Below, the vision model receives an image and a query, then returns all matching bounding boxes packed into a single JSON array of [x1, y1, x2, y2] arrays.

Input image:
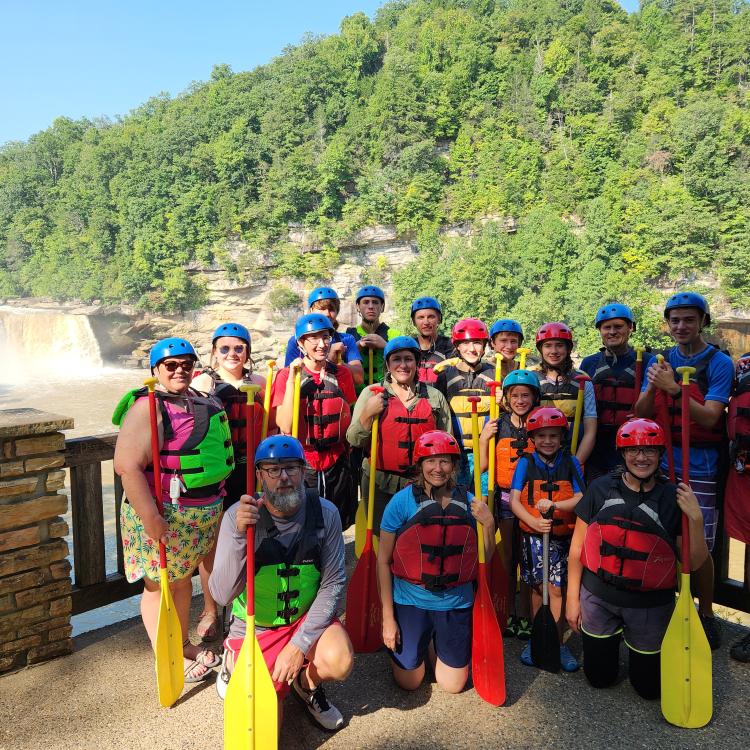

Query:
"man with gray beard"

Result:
[[209, 435, 353, 731]]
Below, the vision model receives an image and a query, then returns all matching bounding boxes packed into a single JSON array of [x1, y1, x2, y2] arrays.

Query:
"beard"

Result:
[[263, 483, 305, 514]]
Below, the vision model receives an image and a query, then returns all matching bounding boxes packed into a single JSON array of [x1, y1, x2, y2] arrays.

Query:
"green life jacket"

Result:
[[232, 489, 324, 627], [112, 386, 234, 497]]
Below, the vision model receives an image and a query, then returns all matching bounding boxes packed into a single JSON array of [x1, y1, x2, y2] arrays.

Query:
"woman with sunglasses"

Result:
[[566, 418, 707, 700], [113, 338, 234, 685], [192, 323, 266, 640]]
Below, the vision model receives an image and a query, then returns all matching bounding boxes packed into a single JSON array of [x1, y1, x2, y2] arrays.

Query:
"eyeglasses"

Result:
[[218, 345, 247, 355], [160, 359, 195, 373], [302, 334, 332, 346], [258, 464, 304, 478], [622, 446, 660, 457]]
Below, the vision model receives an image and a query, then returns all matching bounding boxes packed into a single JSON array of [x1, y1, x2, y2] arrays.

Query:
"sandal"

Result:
[[183, 641, 221, 683], [196, 610, 219, 641]]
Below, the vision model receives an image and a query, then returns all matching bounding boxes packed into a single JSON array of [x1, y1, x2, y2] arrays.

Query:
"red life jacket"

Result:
[[581, 477, 678, 592], [653, 346, 725, 447], [376, 383, 437, 475], [591, 350, 638, 428], [299, 363, 351, 452], [417, 350, 445, 384], [213, 381, 264, 461], [391, 486, 478, 591], [728, 354, 750, 471], [519, 454, 583, 537], [495, 413, 533, 491]]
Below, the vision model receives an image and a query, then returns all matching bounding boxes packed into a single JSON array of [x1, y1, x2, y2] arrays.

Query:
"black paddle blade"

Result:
[[530, 604, 560, 673]]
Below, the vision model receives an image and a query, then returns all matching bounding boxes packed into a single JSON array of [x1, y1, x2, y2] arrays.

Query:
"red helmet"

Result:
[[451, 318, 489, 344], [413, 430, 461, 461], [616, 418, 665, 449], [535, 322, 573, 350], [526, 407, 569, 434]]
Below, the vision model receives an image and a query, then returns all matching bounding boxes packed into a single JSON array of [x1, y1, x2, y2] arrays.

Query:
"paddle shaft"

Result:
[[633, 348, 644, 410], [368, 349, 374, 385], [487, 383, 500, 514], [257, 361, 275, 493], [677, 367, 695, 572], [145, 379, 167, 570], [291, 368, 301, 439], [656, 355, 677, 483], [570, 375, 590, 456], [240, 385, 261, 494], [468, 397, 485, 565]]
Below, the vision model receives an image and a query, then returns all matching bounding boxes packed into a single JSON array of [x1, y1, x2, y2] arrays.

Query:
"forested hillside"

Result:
[[1, 0, 749, 350]]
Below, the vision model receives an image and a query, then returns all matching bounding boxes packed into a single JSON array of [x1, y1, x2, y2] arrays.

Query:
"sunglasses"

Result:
[[160, 359, 195, 373], [218, 345, 247, 355]]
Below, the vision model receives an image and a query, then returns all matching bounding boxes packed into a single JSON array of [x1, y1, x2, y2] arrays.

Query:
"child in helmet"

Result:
[[478, 369, 540, 638], [534, 322, 597, 465], [283, 287, 364, 385], [566, 418, 707, 699], [442, 318, 495, 490], [347, 337, 453, 541], [489, 319, 527, 386], [273, 314, 357, 529], [509, 406, 585, 671], [377, 430, 495, 693]]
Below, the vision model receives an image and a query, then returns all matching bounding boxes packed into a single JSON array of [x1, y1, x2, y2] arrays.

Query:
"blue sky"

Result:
[[1, 0, 639, 146]]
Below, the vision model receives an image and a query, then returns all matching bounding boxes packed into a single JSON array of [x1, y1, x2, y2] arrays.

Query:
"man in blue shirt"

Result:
[[580, 303, 656, 478], [635, 291, 733, 649], [283, 287, 363, 386]]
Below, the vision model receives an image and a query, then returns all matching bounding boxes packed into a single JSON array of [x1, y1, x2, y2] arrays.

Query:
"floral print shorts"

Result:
[[120, 499, 222, 584]]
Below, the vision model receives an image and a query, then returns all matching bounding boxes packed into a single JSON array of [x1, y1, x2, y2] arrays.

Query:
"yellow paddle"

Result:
[[355, 386, 381, 558], [433, 356, 461, 374], [225, 385, 277, 750], [661, 366, 712, 729], [570, 373, 591, 456], [256, 360, 276, 493], [144, 377, 184, 708], [291, 366, 301, 439], [517, 347, 530, 370]]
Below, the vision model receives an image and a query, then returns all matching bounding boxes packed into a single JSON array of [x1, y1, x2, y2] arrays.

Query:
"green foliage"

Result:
[[268, 284, 302, 310], [0, 0, 748, 321]]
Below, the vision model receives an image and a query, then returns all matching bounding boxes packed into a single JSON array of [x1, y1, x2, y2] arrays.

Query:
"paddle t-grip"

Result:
[[517, 347, 531, 370]]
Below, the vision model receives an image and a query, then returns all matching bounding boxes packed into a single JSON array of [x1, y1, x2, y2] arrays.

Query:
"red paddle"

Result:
[[345, 386, 384, 653], [468, 396, 506, 706]]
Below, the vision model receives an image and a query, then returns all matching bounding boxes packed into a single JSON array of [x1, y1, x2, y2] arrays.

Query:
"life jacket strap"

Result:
[[599, 541, 649, 561]]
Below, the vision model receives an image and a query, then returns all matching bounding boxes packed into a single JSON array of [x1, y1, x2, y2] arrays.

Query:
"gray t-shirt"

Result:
[[208, 495, 345, 654]]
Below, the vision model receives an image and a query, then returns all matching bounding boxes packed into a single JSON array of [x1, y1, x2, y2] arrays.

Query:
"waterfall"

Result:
[[0, 306, 104, 383]]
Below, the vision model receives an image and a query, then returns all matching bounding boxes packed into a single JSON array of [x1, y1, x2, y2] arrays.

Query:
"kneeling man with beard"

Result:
[[210, 435, 353, 731]]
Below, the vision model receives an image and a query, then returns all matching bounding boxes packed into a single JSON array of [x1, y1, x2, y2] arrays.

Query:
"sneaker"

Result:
[[516, 618, 532, 641], [520, 643, 534, 667], [559, 645, 579, 672], [730, 632, 750, 663], [292, 675, 344, 731], [504, 615, 519, 638], [216, 650, 231, 700], [700, 615, 722, 651]]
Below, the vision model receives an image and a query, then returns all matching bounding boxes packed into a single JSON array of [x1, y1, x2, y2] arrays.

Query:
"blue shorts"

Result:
[[391, 603, 472, 670], [520, 534, 570, 588]]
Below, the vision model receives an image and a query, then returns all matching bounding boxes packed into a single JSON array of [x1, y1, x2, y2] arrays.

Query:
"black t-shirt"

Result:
[[575, 473, 682, 608]]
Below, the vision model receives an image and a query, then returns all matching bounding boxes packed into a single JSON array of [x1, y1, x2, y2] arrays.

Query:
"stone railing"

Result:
[[0, 409, 73, 673]]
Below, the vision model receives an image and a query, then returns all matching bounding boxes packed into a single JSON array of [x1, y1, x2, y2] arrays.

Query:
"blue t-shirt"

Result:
[[510, 452, 585, 493], [640, 344, 733, 477], [580, 348, 657, 472], [380, 485, 475, 611], [284, 330, 362, 367]]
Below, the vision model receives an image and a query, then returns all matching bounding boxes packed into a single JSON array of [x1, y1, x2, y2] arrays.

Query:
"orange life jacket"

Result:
[[494, 413, 533, 491]]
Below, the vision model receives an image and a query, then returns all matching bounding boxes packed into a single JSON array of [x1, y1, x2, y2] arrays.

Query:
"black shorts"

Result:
[[304, 452, 357, 529]]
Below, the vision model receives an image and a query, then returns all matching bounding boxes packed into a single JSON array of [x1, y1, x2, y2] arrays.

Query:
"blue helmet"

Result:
[[502, 369, 541, 393], [307, 287, 339, 307], [410, 296, 442, 320], [149, 337, 198, 369], [212, 322, 251, 348], [489, 319, 524, 342], [664, 292, 711, 326], [384, 336, 421, 362], [254, 435, 305, 466], [595, 303, 636, 331], [355, 285, 385, 306], [294, 313, 334, 341]]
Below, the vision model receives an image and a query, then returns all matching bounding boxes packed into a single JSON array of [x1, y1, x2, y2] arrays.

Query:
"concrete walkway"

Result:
[[3, 539, 750, 750]]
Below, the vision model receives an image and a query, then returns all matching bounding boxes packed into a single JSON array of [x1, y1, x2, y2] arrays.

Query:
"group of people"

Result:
[[113, 284, 750, 733]]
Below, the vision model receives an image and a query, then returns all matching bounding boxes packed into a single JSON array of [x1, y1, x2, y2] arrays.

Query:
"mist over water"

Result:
[[0, 307, 163, 634]]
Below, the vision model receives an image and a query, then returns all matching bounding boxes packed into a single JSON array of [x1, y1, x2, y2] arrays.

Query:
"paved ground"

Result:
[[3, 536, 750, 750]]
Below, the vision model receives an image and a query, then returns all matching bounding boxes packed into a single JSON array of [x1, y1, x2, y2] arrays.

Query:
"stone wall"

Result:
[[0, 409, 73, 674]]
